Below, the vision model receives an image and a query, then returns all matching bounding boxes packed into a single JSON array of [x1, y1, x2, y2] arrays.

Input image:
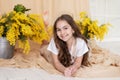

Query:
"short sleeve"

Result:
[[76, 38, 89, 57], [47, 38, 58, 55]]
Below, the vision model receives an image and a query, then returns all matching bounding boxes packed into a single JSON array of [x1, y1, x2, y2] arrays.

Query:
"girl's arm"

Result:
[[52, 54, 72, 76], [69, 56, 83, 75], [52, 53, 66, 73], [52, 53, 83, 76]]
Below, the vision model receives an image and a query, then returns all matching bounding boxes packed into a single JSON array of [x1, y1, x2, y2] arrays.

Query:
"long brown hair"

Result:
[[53, 14, 90, 67]]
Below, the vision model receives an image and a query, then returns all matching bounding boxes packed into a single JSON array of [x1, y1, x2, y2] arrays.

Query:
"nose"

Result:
[[60, 29, 65, 35]]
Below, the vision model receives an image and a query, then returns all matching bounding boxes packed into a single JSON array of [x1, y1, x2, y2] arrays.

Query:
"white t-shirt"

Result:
[[47, 38, 89, 58]]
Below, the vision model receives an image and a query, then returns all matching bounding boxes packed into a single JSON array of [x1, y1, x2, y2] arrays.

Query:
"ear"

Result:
[[72, 30, 75, 34]]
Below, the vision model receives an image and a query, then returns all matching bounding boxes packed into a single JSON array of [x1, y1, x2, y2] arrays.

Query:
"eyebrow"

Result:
[[57, 25, 69, 29]]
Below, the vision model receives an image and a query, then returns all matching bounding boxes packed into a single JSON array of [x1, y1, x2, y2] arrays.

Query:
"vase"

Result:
[[0, 37, 14, 59]]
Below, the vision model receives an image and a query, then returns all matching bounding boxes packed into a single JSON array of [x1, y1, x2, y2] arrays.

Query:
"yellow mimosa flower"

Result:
[[76, 11, 111, 40]]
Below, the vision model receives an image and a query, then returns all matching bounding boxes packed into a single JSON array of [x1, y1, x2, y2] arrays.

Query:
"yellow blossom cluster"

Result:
[[76, 12, 111, 41], [0, 11, 49, 54]]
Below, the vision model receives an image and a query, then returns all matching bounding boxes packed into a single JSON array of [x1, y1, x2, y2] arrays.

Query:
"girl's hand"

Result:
[[64, 68, 72, 77], [68, 65, 77, 75]]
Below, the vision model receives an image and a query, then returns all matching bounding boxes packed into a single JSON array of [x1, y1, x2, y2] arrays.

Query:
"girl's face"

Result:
[[56, 20, 74, 42]]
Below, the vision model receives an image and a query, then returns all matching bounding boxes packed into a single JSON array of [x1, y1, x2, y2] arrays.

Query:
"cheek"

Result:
[[68, 29, 73, 34], [56, 32, 60, 36], [69, 30, 74, 36]]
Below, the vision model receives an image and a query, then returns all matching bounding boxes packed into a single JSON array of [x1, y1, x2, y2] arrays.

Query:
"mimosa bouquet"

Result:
[[76, 12, 111, 40], [0, 4, 49, 54]]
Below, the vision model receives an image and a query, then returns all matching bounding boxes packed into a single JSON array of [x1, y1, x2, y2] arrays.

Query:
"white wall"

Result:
[[89, 0, 120, 54], [89, 0, 120, 42]]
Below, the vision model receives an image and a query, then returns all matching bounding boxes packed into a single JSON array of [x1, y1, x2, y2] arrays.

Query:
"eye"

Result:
[[64, 26, 68, 30], [64, 27, 68, 30], [56, 28, 61, 31]]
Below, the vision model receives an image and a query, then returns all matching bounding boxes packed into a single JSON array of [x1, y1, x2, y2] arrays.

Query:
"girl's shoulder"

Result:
[[76, 38, 87, 49], [75, 38, 89, 57], [76, 38, 86, 45]]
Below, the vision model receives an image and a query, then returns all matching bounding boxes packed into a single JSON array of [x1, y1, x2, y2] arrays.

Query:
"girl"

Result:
[[47, 14, 90, 77]]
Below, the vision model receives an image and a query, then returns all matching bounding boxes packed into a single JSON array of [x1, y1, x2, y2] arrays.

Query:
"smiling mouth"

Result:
[[61, 34, 68, 39]]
